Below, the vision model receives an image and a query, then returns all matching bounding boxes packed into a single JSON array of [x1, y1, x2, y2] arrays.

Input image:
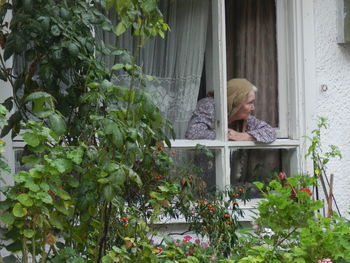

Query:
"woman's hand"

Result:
[[228, 128, 255, 141]]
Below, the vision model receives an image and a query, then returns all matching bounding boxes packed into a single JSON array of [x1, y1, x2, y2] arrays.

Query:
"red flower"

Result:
[[224, 213, 230, 219], [299, 188, 312, 196], [122, 217, 128, 222]]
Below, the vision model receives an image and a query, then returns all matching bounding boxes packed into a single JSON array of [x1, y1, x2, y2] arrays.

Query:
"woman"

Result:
[[185, 78, 276, 143]]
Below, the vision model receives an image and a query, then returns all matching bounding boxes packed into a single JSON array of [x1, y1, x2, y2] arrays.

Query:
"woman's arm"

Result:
[[228, 128, 255, 141], [185, 97, 216, 140], [245, 115, 277, 143]]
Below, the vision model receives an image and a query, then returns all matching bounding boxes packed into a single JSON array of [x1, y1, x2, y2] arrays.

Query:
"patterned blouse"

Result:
[[185, 97, 276, 143]]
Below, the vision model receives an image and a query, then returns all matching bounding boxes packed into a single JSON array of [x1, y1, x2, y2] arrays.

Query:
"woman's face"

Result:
[[229, 91, 255, 123]]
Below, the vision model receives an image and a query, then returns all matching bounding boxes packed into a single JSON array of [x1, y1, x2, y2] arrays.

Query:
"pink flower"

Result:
[[185, 249, 195, 256], [278, 172, 287, 180], [201, 242, 209, 248], [175, 243, 183, 247], [195, 239, 200, 244], [318, 259, 332, 263], [183, 235, 192, 242]]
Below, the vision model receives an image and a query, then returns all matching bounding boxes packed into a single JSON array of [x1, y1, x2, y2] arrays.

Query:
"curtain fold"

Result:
[[96, 0, 209, 138]]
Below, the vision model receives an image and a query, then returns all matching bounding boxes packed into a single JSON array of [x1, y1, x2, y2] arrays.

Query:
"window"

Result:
[[165, 0, 304, 193]]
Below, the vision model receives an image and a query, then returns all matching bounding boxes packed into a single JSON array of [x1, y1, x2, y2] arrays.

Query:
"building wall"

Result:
[[313, 0, 350, 216]]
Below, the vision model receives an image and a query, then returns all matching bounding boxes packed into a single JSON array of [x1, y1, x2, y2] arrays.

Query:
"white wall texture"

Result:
[[313, 0, 350, 216]]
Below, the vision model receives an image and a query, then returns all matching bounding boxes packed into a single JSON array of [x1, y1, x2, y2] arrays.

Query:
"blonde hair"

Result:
[[227, 78, 256, 121]]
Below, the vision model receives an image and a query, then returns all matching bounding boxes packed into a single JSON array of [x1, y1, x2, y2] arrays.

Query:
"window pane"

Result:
[[167, 148, 217, 194], [225, 0, 279, 128], [14, 148, 31, 173], [230, 149, 293, 198]]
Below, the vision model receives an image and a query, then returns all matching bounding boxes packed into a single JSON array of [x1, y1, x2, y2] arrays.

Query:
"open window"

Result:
[[163, 0, 299, 193], [95, 0, 301, 194]]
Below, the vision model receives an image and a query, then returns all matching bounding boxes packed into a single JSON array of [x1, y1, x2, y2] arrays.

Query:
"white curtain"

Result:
[[96, 0, 209, 138]]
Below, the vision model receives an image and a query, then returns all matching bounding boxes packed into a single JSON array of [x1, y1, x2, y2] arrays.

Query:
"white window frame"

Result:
[[170, 0, 317, 193]]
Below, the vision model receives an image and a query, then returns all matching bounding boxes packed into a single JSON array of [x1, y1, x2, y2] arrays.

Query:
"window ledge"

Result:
[[169, 139, 299, 149]]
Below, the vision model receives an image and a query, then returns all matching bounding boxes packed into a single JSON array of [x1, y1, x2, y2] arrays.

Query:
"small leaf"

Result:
[[128, 169, 142, 187], [111, 63, 124, 71], [24, 91, 52, 103], [0, 68, 7, 81], [17, 193, 33, 207], [103, 184, 115, 202], [23, 229, 35, 238], [66, 147, 84, 164], [56, 188, 71, 201], [22, 155, 40, 165], [116, 22, 126, 36], [150, 191, 164, 201], [48, 114, 66, 136], [53, 158, 72, 173], [67, 177, 79, 188], [110, 169, 125, 186], [22, 132, 40, 147], [0, 211, 15, 225], [50, 25, 61, 36], [37, 191, 53, 204], [253, 181, 264, 191], [3, 45, 14, 61], [49, 213, 64, 229], [13, 203, 27, 217]]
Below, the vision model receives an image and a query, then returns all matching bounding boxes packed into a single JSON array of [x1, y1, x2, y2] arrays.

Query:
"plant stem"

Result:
[[40, 231, 48, 263], [96, 201, 112, 263], [32, 232, 37, 263], [275, 227, 297, 247], [22, 237, 28, 263]]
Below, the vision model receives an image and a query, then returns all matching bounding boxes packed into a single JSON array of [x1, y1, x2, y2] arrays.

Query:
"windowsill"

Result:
[[169, 138, 299, 149]]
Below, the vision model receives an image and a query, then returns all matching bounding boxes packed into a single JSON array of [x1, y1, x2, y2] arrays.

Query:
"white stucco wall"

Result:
[[313, 0, 350, 216]]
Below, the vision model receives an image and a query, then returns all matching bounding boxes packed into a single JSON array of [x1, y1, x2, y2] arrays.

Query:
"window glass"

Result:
[[230, 148, 294, 198], [225, 0, 279, 128], [167, 148, 217, 194]]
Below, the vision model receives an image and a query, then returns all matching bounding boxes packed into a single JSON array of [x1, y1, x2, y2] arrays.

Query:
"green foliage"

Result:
[[282, 215, 350, 263], [0, 104, 10, 177], [0, 0, 175, 262], [185, 186, 249, 256], [0, 0, 110, 137], [229, 172, 350, 263], [255, 174, 322, 233], [306, 117, 342, 176]]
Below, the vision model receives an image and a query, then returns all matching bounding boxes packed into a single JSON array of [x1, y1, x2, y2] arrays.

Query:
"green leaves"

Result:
[[48, 114, 66, 136], [0, 212, 15, 225], [23, 229, 35, 238], [17, 193, 34, 207], [116, 22, 126, 36], [13, 203, 27, 217], [50, 25, 61, 36], [22, 132, 40, 147], [52, 158, 73, 173]]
